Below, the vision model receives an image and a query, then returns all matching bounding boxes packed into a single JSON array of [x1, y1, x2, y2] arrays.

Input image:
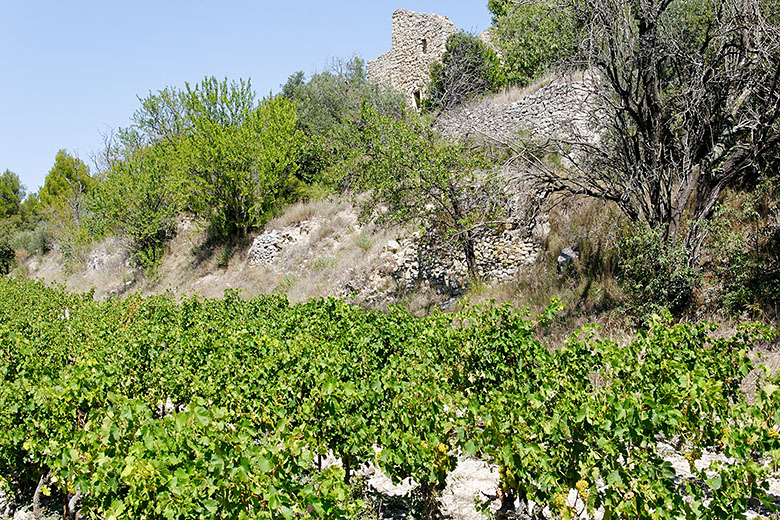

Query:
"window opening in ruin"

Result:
[[413, 90, 421, 109], [421, 38, 428, 54]]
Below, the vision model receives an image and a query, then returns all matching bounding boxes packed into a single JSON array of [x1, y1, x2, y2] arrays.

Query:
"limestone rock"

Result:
[[557, 246, 579, 273]]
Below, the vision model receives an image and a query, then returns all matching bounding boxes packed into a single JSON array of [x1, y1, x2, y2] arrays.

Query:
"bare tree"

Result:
[[515, 0, 780, 261]]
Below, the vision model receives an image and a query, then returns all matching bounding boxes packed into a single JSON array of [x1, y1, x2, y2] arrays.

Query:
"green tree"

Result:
[[89, 132, 188, 272], [180, 78, 304, 239], [0, 170, 25, 220], [344, 105, 504, 278], [488, 0, 579, 86], [426, 32, 503, 111], [39, 150, 96, 226], [280, 58, 406, 191], [38, 151, 96, 258], [18, 192, 41, 225], [281, 58, 404, 136]]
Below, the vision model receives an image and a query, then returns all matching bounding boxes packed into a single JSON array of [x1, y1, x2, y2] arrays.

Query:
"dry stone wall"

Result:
[[394, 225, 540, 296], [367, 9, 457, 107], [434, 75, 603, 144]]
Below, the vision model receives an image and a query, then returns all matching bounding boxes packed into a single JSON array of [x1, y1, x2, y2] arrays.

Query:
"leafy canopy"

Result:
[[180, 78, 304, 238], [39, 150, 95, 212], [342, 104, 503, 276], [488, 0, 579, 87], [0, 170, 24, 220]]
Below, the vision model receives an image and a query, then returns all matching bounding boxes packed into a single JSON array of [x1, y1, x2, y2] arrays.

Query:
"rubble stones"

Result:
[[247, 213, 540, 303], [557, 246, 579, 274], [247, 220, 321, 266]]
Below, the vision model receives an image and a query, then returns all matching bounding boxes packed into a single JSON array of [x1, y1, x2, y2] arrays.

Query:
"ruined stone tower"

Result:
[[366, 9, 458, 108]]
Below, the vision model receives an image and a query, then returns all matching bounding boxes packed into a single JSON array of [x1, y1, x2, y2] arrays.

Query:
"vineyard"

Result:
[[0, 276, 779, 519]]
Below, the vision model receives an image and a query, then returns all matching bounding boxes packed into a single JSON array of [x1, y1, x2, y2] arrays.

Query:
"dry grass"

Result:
[[466, 70, 588, 111], [265, 198, 345, 230], [396, 285, 454, 317], [106, 196, 410, 306], [20, 238, 137, 300], [459, 196, 633, 344]]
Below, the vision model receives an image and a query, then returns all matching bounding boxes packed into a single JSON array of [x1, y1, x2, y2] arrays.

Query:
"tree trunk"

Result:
[[342, 453, 351, 484], [463, 232, 478, 280], [67, 491, 82, 520], [32, 470, 52, 520], [496, 489, 516, 519], [448, 181, 480, 280]]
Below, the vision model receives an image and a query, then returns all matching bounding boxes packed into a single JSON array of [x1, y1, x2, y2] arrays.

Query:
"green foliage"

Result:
[[341, 104, 503, 276], [487, 0, 512, 21], [39, 150, 95, 212], [97, 76, 307, 254], [180, 78, 304, 239], [9, 221, 52, 257], [0, 170, 25, 220], [281, 58, 403, 136], [426, 32, 503, 111], [0, 235, 13, 275], [311, 256, 337, 271], [490, 1, 578, 86], [89, 134, 187, 273], [618, 225, 700, 320], [353, 233, 373, 251], [216, 245, 232, 268], [39, 150, 96, 259], [0, 277, 777, 519], [280, 58, 405, 190]]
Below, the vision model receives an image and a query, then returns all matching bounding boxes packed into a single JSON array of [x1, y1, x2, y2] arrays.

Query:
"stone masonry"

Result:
[[434, 74, 603, 145], [367, 9, 457, 108]]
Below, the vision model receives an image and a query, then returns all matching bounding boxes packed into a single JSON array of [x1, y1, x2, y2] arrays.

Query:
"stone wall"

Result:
[[367, 9, 457, 108], [393, 223, 540, 296], [434, 74, 602, 144]]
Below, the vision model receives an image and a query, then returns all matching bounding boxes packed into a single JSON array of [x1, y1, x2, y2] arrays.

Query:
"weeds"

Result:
[[312, 256, 338, 271]]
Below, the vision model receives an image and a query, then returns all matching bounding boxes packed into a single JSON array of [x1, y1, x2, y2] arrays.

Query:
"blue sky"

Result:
[[0, 2, 492, 194]]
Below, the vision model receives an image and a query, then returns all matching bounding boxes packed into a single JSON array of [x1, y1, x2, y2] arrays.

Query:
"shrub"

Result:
[[181, 79, 305, 239], [426, 32, 503, 111], [489, 0, 578, 87], [115, 77, 307, 243], [311, 256, 337, 271], [618, 224, 700, 320], [281, 58, 405, 137], [0, 240, 13, 275], [354, 233, 374, 251], [88, 139, 186, 273], [341, 104, 504, 278], [707, 178, 780, 317], [10, 221, 52, 256], [280, 58, 406, 191]]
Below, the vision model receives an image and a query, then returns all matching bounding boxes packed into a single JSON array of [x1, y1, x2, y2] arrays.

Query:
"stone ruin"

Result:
[[367, 9, 457, 108]]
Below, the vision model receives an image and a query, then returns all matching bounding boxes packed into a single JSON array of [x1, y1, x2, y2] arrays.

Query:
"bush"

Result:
[[182, 80, 304, 239], [618, 224, 700, 320], [708, 179, 780, 317], [341, 104, 503, 278], [114, 77, 307, 243], [10, 221, 52, 257], [89, 137, 186, 273], [489, 0, 578, 86], [280, 58, 406, 191], [0, 241, 13, 275], [425, 32, 503, 111], [281, 58, 405, 137]]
